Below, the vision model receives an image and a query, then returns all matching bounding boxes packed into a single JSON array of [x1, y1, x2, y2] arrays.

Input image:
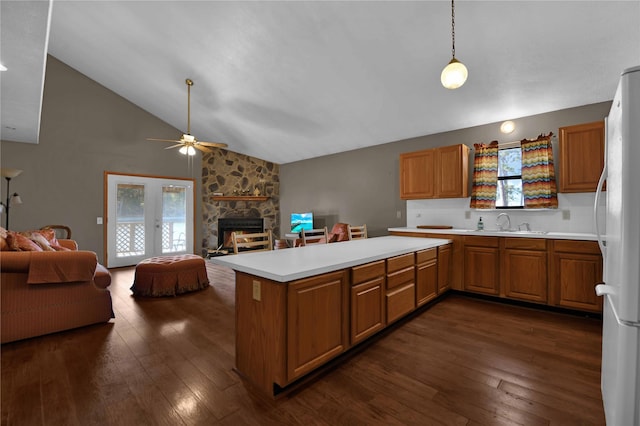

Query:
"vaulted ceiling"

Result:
[[2, 1, 638, 164]]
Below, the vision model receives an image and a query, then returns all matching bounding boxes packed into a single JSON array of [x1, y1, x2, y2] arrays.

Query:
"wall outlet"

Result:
[[96, 217, 103, 225], [396, 210, 401, 219], [252, 280, 261, 301], [465, 211, 471, 219], [562, 210, 571, 220]]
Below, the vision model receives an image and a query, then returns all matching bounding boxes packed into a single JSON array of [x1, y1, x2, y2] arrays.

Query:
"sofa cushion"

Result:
[[6, 232, 43, 252]]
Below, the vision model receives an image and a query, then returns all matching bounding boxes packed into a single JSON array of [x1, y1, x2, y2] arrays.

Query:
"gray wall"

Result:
[[0, 56, 202, 263], [2, 55, 612, 260], [279, 101, 611, 237]]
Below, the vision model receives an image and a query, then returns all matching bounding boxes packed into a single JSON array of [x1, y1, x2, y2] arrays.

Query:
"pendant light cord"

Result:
[[451, 0, 456, 59]]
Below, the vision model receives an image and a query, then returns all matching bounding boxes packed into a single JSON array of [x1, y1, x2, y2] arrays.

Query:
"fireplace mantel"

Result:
[[211, 196, 269, 201]]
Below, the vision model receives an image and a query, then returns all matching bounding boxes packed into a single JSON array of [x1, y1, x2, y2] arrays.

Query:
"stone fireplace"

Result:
[[201, 149, 280, 256], [217, 217, 264, 252]]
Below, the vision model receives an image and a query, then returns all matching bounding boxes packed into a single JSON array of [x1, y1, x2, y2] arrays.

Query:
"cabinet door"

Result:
[[287, 270, 348, 381], [553, 252, 603, 312], [400, 149, 434, 199], [351, 261, 386, 345], [437, 243, 452, 293], [559, 121, 605, 193], [386, 283, 416, 324], [464, 246, 500, 295], [416, 248, 438, 306], [503, 249, 547, 303], [436, 144, 469, 198], [351, 278, 385, 345]]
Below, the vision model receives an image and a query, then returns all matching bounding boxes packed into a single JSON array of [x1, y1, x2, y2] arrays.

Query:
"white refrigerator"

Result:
[[595, 65, 640, 426]]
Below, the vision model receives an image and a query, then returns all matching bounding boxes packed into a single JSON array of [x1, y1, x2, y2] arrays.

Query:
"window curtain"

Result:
[[469, 141, 499, 209], [521, 133, 558, 209]]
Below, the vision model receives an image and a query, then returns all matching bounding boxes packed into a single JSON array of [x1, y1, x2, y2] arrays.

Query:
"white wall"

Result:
[[406, 192, 606, 234]]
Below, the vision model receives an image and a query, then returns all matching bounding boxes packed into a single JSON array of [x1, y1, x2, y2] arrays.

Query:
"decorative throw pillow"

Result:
[[0, 226, 8, 251], [6, 232, 43, 251], [27, 233, 56, 251], [21, 229, 59, 246]]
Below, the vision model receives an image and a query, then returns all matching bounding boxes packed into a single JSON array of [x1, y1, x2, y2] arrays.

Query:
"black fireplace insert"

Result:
[[217, 217, 264, 251]]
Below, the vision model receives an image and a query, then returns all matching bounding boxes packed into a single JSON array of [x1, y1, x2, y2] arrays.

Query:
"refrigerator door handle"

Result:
[[594, 117, 608, 257], [602, 292, 640, 328]]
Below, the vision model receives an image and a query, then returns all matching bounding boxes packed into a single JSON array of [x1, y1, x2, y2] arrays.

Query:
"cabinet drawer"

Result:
[[416, 248, 437, 264], [504, 238, 547, 250], [387, 253, 415, 273], [352, 260, 385, 285], [386, 283, 416, 324], [464, 236, 499, 247], [387, 266, 414, 290], [553, 240, 600, 254]]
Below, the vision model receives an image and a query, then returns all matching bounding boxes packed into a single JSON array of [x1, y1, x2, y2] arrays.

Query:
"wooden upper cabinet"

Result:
[[400, 144, 469, 200], [436, 144, 469, 198], [558, 121, 605, 193], [400, 149, 435, 199]]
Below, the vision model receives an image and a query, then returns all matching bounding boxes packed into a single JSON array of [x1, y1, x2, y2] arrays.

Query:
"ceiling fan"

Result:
[[147, 78, 228, 155]]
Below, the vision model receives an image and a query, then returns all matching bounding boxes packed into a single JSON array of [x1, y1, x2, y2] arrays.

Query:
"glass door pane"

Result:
[[116, 183, 146, 258], [162, 185, 187, 254]]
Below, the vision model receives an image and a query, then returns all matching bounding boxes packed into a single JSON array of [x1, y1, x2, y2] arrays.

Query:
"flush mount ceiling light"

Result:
[[500, 120, 515, 134], [441, 0, 468, 89]]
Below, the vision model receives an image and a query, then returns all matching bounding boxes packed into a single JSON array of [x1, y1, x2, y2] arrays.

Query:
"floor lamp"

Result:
[[0, 168, 23, 230]]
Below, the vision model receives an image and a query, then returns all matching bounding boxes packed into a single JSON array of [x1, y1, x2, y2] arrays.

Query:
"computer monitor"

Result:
[[290, 212, 313, 233]]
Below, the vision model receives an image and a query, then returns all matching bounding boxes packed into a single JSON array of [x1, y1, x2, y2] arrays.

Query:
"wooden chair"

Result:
[[231, 230, 273, 254], [40, 225, 72, 239], [301, 227, 329, 245], [348, 224, 368, 240]]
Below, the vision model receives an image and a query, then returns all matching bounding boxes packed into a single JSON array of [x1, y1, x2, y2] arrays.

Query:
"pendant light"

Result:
[[441, 0, 468, 89]]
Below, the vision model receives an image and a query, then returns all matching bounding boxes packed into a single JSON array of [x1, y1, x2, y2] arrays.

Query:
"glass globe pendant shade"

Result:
[[441, 58, 468, 89]]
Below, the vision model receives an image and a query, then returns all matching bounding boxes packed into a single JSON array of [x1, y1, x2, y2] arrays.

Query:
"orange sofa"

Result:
[[0, 239, 114, 344]]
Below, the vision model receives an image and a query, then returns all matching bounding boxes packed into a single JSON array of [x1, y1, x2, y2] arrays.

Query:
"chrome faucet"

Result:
[[518, 222, 531, 231], [496, 213, 511, 231]]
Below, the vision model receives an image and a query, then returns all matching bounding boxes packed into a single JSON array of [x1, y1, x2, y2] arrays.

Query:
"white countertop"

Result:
[[209, 236, 451, 282], [388, 227, 598, 241]]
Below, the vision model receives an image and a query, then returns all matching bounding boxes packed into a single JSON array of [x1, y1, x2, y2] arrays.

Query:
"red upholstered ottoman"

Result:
[[131, 254, 209, 297]]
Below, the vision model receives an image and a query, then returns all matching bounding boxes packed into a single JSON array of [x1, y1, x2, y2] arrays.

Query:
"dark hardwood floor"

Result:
[[1, 263, 605, 425]]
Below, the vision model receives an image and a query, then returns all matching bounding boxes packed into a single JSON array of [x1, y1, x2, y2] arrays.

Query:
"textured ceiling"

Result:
[[2, 1, 639, 164]]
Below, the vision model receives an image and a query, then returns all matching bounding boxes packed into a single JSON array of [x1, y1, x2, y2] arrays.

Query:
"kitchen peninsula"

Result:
[[210, 236, 452, 397]]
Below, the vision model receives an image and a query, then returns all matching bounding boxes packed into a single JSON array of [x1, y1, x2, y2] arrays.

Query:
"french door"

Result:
[[105, 173, 195, 268]]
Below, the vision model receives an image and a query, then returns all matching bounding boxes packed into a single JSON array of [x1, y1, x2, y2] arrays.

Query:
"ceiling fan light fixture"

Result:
[[179, 145, 196, 156], [441, 0, 467, 89], [182, 134, 195, 143]]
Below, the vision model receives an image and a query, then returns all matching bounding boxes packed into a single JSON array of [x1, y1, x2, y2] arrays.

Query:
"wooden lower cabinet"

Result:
[[386, 253, 416, 323], [550, 240, 603, 312], [287, 270, 349, 381], [437, 243, 452, 293], [501, 238, 548, 303], [350, 261, 386, 345], [389, 231, 463, 290], [464, 236, 500, 295], [416, 248, 438, 306]]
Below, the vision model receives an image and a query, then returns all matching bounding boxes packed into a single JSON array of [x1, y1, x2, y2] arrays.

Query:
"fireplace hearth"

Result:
[[217, 217, 264, 251]]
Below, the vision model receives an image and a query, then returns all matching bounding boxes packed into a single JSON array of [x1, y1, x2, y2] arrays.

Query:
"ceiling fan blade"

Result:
[[197, 141, 228, 148], [147, 138, 181, 143], [165, 143, 184, 149], [193, 144, 213, 153]]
